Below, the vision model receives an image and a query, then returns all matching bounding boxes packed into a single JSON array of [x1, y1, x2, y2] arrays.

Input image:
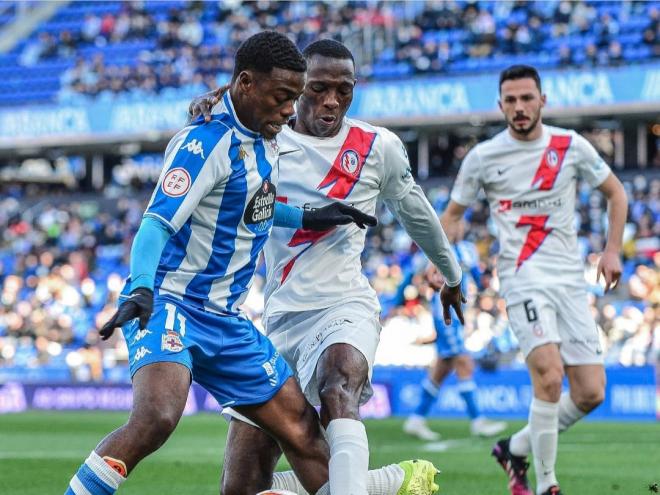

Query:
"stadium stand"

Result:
[[0, 0, 657, 383], [0, 0, 658, 106], [1, 171, 657, 379]]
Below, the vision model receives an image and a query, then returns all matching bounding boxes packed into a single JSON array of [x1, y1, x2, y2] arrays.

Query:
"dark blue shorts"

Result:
[[122, 295, 292, 408]]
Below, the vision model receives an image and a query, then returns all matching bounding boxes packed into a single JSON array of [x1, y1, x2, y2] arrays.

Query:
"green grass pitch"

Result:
[[0, 412, 657, 494]]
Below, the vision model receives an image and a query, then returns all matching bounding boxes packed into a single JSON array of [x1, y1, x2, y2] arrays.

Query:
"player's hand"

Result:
[[440, 283, 466, 326], [597, 250, 622, 292], [99, 288, 154, 340], [424, 265, 444, 291], [187, 84, 230, 123], [302, 202, 377, 231]]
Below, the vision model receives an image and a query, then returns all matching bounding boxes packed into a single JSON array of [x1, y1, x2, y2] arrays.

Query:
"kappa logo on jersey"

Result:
[[340, 149, 360, 175], [133, 346, 152, 364], [161, 330, 184, 353], [181, 139, 205, 159], [132, 328, 152, 344], [162, 168, 191, 197], [531, 135, 572, 190], [243, 178, 276, 230]]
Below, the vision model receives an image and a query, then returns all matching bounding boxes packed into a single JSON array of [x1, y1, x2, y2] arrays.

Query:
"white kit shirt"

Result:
[[451, 125, 611, 305], [263, 118, 415, 318]]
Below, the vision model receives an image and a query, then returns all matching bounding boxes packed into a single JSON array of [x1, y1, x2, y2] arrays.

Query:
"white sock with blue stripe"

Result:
[[65, 451, 126, 495]]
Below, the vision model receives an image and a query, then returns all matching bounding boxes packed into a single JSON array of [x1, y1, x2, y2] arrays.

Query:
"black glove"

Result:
[[302, 202, 378, 231], [99, 287, 154, 341]]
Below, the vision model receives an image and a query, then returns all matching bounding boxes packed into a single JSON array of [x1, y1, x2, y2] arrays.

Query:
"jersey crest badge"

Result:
[[546, 149, 559, 167], [340, 149, 360, 175], [161, 330, 184, 353], [162, 168, 191, 197]]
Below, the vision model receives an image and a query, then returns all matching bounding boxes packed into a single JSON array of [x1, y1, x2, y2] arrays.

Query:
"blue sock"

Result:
[[65, 451, 125, 494], [457, 378, 480, 419], [414, 377, 440, 416]]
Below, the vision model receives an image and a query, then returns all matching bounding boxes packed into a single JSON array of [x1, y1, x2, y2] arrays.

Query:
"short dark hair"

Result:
[[499, 65, 542, 92], [233, 31, 307, 80], [302, 39, 355, 66]]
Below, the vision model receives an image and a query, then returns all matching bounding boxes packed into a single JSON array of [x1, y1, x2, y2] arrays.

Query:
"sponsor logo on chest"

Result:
[[243, 179, 277, 230]]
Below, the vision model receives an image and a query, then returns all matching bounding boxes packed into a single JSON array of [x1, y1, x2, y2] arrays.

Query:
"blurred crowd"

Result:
[[17, 0, 654, 102], [0, 171, 658, 380]]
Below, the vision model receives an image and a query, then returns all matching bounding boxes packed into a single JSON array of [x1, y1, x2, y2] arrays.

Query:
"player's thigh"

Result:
[[507, 293, 560, 360], [234, 376, 324, 449], [556, 288, 604, 366], [222, 418, 282, 495]]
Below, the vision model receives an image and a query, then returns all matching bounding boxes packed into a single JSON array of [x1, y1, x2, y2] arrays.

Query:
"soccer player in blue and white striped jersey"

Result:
[[64, 31, 375, 495]]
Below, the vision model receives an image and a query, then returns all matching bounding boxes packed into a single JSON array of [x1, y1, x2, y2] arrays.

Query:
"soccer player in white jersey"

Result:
[[441, 65, 627, 495], [64, 32, 378, 495], [194, 39, 464, 495]]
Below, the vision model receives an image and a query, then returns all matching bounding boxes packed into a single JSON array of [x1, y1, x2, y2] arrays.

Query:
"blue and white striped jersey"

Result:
[[144, 93, 279, 315]]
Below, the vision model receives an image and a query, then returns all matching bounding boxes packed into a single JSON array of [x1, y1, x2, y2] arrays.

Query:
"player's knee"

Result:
[[319, 381, 361, 418], [574, 387, 605, 412], [537, 366, 564, 399], [454, 354, 474, 377], [129, 407, 180, 447]]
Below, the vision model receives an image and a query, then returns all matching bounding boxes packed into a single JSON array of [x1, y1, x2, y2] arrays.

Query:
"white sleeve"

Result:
[[145, 123, 232, 232], [572, 133, 612, 188], [385, 184, 462, 287], [450, 146, 484, 207], [378, 128, 415, 201]]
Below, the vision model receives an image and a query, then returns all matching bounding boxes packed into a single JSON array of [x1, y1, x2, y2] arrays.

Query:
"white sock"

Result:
[[557, 392, 586, 431], [67, 450, 126, 494], [509, 425, 531, 457], [509, 392, 587, 458], [529, 398, 559, 494], [271, 464, 405, 495], [327, 418, 369, 495], [366, 464, 405, 494]]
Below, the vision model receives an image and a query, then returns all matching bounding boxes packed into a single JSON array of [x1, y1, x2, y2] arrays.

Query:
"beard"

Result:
[[508, 113, 540, 135]]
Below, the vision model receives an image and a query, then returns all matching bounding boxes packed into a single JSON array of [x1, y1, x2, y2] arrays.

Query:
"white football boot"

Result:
[[403, 415, 441, 441], [470, 417, 508, 437]]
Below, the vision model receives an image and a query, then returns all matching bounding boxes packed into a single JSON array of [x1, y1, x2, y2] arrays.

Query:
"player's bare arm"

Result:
[[596, 172, 627, 292]]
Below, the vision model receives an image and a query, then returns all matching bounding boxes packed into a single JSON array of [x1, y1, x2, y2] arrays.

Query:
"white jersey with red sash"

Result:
[[451, 125, 611, 306], [263, 118, 414, 317]]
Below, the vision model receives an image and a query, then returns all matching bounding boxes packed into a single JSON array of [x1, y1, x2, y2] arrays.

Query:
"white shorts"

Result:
[[506, 287, 604, 365], [223, 301, 381, 425]]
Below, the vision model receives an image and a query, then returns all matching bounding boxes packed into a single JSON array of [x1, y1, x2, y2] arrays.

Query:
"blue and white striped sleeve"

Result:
[[144, 122, 233, 233]]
